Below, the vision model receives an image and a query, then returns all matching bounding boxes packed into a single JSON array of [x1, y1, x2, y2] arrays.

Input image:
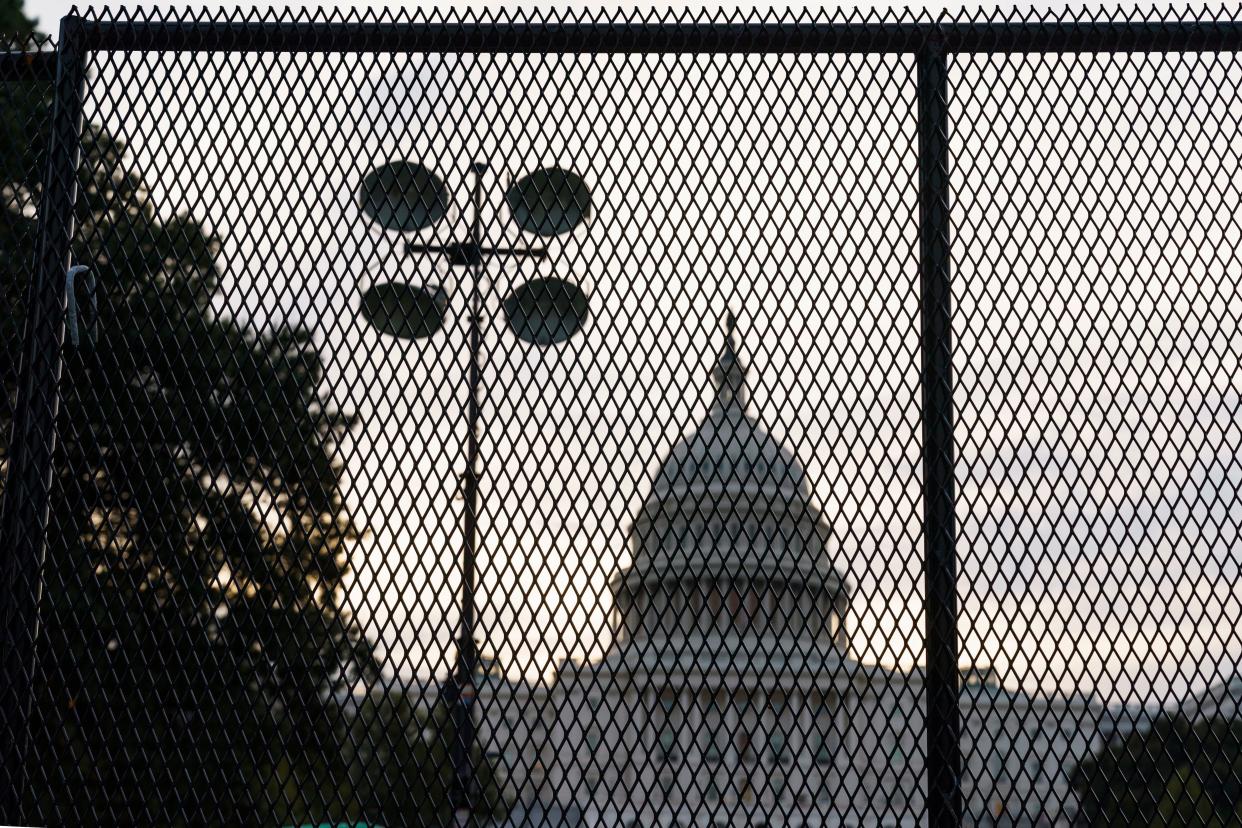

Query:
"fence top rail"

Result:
[[64, 16, 1242, 56]]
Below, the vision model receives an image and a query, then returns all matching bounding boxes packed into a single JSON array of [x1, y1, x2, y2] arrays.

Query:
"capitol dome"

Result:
[[611, 316, 850, 650], [649, 329, 812, 505]]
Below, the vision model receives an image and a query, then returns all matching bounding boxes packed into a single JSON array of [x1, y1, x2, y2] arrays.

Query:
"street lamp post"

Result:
[[357, 159, 593, 824]]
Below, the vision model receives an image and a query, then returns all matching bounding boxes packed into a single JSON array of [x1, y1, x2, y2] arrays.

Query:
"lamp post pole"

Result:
[[450, 161, 487, 825], [358, 158, 592, 826]]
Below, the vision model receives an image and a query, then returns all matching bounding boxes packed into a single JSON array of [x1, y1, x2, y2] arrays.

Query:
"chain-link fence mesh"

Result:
[[4, 8, 1242, 828], [951, 43, 1242, 825], [0, 23, 56, 823]]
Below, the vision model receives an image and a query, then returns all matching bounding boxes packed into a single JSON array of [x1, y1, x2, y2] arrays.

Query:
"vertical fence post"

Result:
[[0, 16, 88, 823], [916, 31, 963, 828]]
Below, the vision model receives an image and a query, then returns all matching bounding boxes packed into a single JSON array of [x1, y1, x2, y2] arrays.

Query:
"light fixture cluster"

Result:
[[357, 161, 593, 346]]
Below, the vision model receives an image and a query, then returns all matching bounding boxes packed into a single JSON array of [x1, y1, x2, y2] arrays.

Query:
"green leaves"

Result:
[[1074, 715, 1242, 827], [0, 13, 376, 823], [329, 693, 509, 828]]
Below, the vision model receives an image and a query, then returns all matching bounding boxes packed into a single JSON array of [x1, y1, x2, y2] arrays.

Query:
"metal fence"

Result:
[[4, 8, 1242, 827]]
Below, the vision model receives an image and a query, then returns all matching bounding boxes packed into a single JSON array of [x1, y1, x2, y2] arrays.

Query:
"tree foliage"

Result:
[[338, 691, 510, 828], [0, 0, 34, 43], [1073, 714, 1242, 828], [0, 4, 513, 823], [0, 8, 377, 824]]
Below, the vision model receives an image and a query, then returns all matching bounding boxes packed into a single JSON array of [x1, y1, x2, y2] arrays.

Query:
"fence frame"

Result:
[[0, 21, 83, 824], [4, 14, 1242, 826]]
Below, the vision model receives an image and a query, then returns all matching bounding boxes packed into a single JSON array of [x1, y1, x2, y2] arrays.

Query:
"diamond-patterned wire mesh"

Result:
[[0, 22, 54, 823], [0, 47, 50, 421], [952, 42, 1242, 825], [4, 7, 1242, 828]]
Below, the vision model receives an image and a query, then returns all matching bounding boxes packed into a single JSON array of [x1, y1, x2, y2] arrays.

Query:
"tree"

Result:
[[0, 5, 378, 824], [1073, 714, 1242, 828], [1153, 767, 1223, 828], [0, 0, 44, 389], [336, 689, 510, 827], [0, 0, 34, 41]]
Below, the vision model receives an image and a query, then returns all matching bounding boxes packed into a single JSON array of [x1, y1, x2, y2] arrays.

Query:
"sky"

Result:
[[20, 2, 1242, 709], [22, 0, 1127, 40]]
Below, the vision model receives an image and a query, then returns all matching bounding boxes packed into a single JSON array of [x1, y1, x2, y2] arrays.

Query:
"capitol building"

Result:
[[478, 320, 1109, 827]]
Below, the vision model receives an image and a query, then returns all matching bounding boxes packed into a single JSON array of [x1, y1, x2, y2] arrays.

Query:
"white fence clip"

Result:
[[65, 264, 96, 352]]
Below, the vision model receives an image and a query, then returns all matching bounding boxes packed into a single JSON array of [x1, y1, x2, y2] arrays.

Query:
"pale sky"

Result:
[[26, 1, 1099, 40], [23, 3, 1242, 709]]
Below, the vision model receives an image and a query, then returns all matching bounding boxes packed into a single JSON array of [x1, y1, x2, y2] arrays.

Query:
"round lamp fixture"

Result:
[[505, 167, 592, 238], [359, 161, 449, 233], [502, 277, 590, 346], [360, 281, 447, 340]]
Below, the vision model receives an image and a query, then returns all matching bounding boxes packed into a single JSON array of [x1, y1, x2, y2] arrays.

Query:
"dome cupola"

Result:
[[650, 312, 812, 507], [611, 314, 850, 650]]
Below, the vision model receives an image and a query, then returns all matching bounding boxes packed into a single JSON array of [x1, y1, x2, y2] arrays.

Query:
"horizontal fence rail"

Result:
[[3, 8, 1242, 828], [67, 18, 1242, 54]]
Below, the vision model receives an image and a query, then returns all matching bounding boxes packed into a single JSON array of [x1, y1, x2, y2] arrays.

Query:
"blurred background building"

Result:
[[470, 323, 1113, 827]]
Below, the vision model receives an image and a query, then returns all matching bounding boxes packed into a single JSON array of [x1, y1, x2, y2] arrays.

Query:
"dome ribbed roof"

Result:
[[651, 316, 810, 503], [621, 315, 840, 589], [651, 389, 810, 504]]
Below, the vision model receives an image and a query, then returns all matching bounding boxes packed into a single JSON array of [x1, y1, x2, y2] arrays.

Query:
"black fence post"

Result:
[[916, 31, 963, 828], [0, 16, 89, 823]]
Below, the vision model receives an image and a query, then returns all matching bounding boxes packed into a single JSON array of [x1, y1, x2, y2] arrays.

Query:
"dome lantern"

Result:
[[710, 311, 748, 409]]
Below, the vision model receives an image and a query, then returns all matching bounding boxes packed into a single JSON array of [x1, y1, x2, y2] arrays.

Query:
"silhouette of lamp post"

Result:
[[357, 159, 592, 824]]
